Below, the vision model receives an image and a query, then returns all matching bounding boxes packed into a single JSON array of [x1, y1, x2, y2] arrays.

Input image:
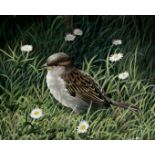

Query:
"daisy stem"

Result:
[[106, 55, 110, 78], [59, 41, 66, 51]]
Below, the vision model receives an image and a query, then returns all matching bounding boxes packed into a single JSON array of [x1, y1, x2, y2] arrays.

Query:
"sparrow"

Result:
[[43, 52, 138, 113]]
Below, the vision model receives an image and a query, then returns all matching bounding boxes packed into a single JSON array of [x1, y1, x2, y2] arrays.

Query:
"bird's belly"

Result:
[[46, 75, 88, 111]]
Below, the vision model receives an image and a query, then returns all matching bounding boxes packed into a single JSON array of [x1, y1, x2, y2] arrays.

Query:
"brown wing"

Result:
[[61, 69, 109, 107]]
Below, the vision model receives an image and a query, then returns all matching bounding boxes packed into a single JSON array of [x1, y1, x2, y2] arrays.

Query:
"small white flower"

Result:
[[73, 28, 83, 36], [118, 71, 129, 80], [30, 108, 43, 119], [65, 33, 76, 41], [77, 120, 89, 134], [109, 53, 123, 62], [112, 39, 122, 45], [20, 44, 33, 52]]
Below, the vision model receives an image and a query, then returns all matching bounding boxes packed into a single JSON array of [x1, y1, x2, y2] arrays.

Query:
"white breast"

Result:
[[46, 71, 88, 112]]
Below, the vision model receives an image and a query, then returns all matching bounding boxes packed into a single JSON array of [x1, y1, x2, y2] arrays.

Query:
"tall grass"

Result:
[[0, 16, 155, 139]]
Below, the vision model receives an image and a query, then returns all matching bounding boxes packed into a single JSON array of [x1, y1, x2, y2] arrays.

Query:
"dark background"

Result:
[[1, 15, 155, 47], [1, 15, 155, 76]]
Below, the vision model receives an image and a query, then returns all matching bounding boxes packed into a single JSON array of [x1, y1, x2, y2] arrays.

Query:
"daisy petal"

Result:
[[30, 108, 43, 119], [73, 28, 83, 36], [112, 39, 122, 45], [109, 53, 123, 62], [20, 45, 33, 52], [65, 33, 76, 41], [77, 120, 89, 134], [118, 71, 129, 80]]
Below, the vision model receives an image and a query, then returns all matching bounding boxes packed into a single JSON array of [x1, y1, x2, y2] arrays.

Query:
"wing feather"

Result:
[[61, 69, 109, 107]]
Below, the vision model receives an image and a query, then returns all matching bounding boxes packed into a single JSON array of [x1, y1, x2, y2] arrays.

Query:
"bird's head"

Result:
[[43, 52, 73, 76]]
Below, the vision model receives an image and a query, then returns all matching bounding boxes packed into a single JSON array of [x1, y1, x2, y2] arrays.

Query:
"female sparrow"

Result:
[[43, 52, 138, 113]]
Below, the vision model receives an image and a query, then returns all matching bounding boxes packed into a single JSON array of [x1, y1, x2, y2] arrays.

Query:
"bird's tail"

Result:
[[104, 96, 139, 113]]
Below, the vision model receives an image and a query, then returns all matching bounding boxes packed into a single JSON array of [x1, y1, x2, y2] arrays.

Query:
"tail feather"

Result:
[[112, 102, 139, 113], [104, 96, 139, 113]]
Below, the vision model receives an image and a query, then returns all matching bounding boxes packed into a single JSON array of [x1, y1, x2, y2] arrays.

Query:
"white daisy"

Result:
[[118, 71, 129, 80], [65, 33, 76, 41], [20, 44, 33, 52], [109, 53, 123, 62], [73, 28, 83, 36], [112, 39, 122, 45], [77, 120, 89, 134], [30, 108, 43, 119]]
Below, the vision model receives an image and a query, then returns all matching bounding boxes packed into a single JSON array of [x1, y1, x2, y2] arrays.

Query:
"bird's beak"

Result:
[[42, 63, 48, 68], [42, 63, 52, 70]]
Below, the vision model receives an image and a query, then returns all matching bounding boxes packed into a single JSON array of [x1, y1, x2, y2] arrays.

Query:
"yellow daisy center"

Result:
[[34, 111, 40, 116], [80, 124, 86, 130]]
